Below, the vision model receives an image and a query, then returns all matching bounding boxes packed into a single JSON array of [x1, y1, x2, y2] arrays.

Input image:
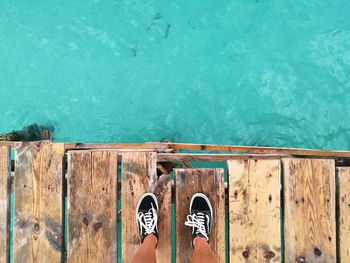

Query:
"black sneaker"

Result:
[[184, 193, 213, 244], [136, 193, 159, 243]]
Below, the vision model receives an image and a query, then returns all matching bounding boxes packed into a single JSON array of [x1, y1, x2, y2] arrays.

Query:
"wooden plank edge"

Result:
[[149, 142, 350, 158], [4, 141, 350, 158], [337, 167, 350, 263], [0, 141, 16, 147], [157, 153, 291, 162], [0, 140, 53, 147], [66, 149, 158, 153], [64, 142, 170, 150], [158, 153, 349, 166]]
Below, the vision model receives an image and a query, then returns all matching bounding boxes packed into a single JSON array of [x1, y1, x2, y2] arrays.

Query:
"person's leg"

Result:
[[184, 193, 219, 263], [131, 193, 159, 263], [191, 236, 218, 263], [131, 234, 157, 263]]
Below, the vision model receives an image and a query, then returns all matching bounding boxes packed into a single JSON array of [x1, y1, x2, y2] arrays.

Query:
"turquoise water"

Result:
[[1, 0, 350, 149]]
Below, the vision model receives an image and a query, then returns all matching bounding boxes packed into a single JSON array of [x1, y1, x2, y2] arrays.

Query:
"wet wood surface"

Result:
[[228, 159, 281, 262], [13, 142, 65, 263], [283, 158, 336, 263], [338, 167, 350, 262], [0, 146, 10, 263], [67, 150, 118, 263], [175, 169, 225, 263]]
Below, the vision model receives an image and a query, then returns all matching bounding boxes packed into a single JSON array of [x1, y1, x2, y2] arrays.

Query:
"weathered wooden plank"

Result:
[[4, 140, 350, 158], [153, 174, 173, 262], [229, 160, 257, 262], [64, 143, 169, 151], [121, 152, 159, 263], [0, 141, 15, 147], [228, 159, 281, 262], [152, 142, 350, 158], [67, 151, 118, 263], [157, 153, 289, 162], [14, 142, 64, 263], [338, 167, 350, 262], [283, 158, 336, 263], [175, 169, 225, 263], [0, 146, 10, 263]]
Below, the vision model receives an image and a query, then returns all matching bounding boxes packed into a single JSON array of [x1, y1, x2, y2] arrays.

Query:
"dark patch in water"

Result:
[[152, 13, 162, 20], [132, 46, 137, 57], [165, 24, 171, 39]]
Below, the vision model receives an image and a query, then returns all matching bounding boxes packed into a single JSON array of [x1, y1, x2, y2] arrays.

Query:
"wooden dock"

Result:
[[0, 141, 350, 262]]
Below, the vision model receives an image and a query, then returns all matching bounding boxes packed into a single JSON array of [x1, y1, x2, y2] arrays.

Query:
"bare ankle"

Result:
[[144, 234, 157, 247], [193, 236, 208, 247]]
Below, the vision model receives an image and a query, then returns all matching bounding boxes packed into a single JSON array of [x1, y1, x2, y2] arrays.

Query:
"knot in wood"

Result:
[[296, 256, 305, 263], [33, 222, 40, 234], [242, 250, 250, 258], [314, 247, 322, 257], [83, 216, 90, 226], [93, 222, 103, 231], [264, 250, 275, 259]]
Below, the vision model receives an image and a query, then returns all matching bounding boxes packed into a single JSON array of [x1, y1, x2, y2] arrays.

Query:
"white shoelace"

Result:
[[137, 204, 158, 235], [184, 212, 209, 241]]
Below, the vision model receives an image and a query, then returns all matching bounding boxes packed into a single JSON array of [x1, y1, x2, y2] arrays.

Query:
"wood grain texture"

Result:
[[159, 142, 350, 158], [0, 142, 15, 148], [14, 142, 64, 263], [5, 141, 350, 158], [338, 167, 350, 262], [283, 158, 336, 263], [67, 151, 118, 263], [121, 152, 158, 263], [228, 159, 281, 263], [175, 169, 225, 263], [157, 153, 289, 162], [64, 143, 168, 150], [153, 174, 173, 263], [0, 146, 10, 263]]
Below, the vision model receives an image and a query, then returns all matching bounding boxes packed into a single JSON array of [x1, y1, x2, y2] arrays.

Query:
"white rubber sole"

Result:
[[189, 193, 213, 233]]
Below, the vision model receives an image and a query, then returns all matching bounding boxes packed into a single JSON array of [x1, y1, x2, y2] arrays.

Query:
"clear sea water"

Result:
[[1, 0, 350, 150]]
